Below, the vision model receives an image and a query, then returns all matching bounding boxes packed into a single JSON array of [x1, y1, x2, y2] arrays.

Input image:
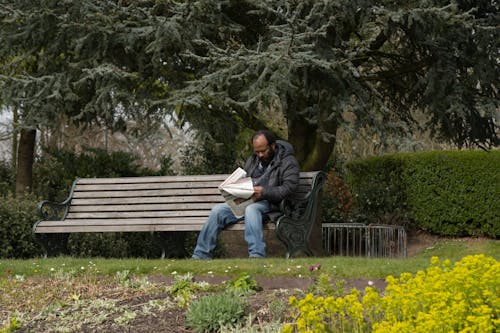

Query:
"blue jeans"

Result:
[[192, 201, 270, 259]]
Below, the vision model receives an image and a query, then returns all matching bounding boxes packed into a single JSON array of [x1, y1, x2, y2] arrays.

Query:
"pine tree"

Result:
[[1, 0, 498, 175], [166, 0, 499, 169]]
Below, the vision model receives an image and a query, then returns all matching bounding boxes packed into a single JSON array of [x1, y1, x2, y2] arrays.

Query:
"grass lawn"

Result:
[[1, 237, 498, 279]]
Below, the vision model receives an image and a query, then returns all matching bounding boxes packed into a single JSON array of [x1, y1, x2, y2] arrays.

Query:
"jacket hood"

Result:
[[275, 140, 295, 158]]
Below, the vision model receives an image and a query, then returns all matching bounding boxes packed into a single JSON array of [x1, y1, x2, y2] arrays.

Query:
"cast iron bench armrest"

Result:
[[279, 193, 312, 221], [36, 179, 77, 221], [276, 171, 326, 258], [37, 200, 70, 221]]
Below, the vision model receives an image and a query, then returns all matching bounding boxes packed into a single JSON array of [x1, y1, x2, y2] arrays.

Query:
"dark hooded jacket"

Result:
[[243, 140, 300, 207]]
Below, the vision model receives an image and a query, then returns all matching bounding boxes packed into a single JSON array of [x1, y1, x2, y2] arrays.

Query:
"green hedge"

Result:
[[0, 194, 42, 258], [346, 150, 499, 237], [0, 159, 14, 195]]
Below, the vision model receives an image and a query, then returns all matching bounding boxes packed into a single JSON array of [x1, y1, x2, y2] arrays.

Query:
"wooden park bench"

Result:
[[33, 171, 326, 258]]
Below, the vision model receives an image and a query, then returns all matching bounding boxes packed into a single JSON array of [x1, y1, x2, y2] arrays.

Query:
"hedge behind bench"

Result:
[[346, 150, 500, 237]]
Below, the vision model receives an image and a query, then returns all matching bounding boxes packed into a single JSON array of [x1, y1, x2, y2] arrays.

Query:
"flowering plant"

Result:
[[283, 254, 499, 333]]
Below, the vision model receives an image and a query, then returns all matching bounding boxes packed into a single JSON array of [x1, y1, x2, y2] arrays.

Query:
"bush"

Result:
[[284, 254, 499, 333], [321, 168, 355, 224], [33, 147, 162, 202], [403, 151, 499, 237], [0, 147, 178, 259], [0, 159, 14, 196], [186, 292, 247, 332], [0, 194, 42, 258], [345, 154, 410, 226], [346, 150, 500, 237]]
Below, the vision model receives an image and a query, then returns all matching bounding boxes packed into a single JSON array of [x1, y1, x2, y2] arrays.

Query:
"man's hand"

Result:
[[253, 186, 264, 201]]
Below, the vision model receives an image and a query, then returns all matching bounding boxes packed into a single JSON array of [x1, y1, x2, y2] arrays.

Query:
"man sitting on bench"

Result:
[[192, 130, 300, 259]]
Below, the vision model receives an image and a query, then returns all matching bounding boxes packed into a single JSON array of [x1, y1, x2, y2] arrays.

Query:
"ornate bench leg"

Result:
[[276, 218, 313, 258], [34, 233, 69, 257], [152, 232, 188, 259]]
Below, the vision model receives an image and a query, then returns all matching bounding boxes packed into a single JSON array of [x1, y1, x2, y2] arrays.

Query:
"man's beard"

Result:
[[259, 150, 275, 165]]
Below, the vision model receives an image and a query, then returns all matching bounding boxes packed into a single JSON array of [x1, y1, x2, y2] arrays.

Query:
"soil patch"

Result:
[[16, 275, 385, 333]]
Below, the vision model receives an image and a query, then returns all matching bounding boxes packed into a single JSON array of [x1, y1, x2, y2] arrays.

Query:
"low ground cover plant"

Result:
[[284, 254, 499, 332], [186, 291, 247, 332]]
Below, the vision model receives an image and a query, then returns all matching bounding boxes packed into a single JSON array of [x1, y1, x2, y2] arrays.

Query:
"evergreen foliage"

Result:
[[1, 0, 497, 172], [346, 150, 500, 237], [0, 159, 14, 195], [166, 0, 499, 169], [0, 194, 41, 258], [33, 147, 159, 202], [0, 0, 174, 131]]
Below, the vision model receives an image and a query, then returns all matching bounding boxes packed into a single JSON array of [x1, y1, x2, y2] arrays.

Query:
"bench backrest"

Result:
[[56, 172, 320, 232]]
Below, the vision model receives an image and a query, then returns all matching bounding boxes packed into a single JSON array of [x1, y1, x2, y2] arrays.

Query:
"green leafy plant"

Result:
[[307, 273, 345, 298], [186, 292, 247, 333], [0, 316, 21, 333], [220, 314, 284, 333], [169, 273, 212, 308], [226, 273, 261, 296]]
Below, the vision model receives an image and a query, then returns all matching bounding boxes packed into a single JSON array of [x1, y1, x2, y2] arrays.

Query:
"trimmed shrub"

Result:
[[346, 150, 500, 237], [345, 154, 411, 226], [403, 151, 499, 237], [0, 194, 42, 258]]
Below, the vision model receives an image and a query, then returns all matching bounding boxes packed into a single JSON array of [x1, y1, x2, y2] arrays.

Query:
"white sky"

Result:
[[0, 108, 13, 161]]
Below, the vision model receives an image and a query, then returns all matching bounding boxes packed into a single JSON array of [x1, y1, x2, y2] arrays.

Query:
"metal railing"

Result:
[[323, 223, 407, 258]]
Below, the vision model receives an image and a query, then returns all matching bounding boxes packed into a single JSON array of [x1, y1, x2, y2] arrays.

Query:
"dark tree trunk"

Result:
[[288, 117, 337, 172], [15, 128, 36, 196], [12, 107, 18, 171]]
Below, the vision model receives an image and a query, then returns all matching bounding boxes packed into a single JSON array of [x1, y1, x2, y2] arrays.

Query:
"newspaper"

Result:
[[218, 167, 254, 218]]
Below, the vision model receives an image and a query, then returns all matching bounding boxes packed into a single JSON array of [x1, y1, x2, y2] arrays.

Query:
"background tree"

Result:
[[0, 0, 183, 193], [165, 0, 499, 170], [1, 0, 498, 182]]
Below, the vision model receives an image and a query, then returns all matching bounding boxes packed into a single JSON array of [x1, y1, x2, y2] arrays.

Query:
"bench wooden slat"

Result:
[[75, 181, 224, 191], [73, 172, 319, 184], [38, 217, 208, 226], [76, 174, 229, 184], [35, 224, 207, 233], [35, 220, 272, 233], [72, 188, 221, 198], [66, 210, 213, 219], [35, 223, 261, 233], [70, 196, 224, 205], [69, 203, 217, 212], [73, 187, 310, 198], [75, 180, 313, 192]]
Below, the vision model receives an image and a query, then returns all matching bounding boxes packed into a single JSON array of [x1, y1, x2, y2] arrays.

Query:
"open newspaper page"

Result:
[[218, 167, 254, 218]]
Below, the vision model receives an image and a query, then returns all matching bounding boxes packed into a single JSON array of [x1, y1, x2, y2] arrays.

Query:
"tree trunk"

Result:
[[288, 117, 337, 172], [15, 128, 36, 196], [12, 107, 18, 171]]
